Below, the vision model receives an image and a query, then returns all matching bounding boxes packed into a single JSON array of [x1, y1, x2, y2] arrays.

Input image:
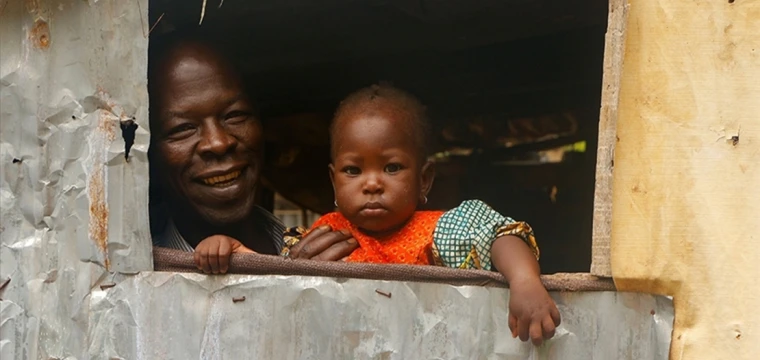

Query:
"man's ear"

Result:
[[420, 160, 436, 201]]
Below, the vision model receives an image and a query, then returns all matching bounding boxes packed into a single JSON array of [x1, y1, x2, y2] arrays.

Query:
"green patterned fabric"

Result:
[[432, 200, 534, 270]]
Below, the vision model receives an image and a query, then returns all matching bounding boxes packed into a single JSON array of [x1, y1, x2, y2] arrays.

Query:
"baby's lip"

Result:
[[362, 202, 385, 210]]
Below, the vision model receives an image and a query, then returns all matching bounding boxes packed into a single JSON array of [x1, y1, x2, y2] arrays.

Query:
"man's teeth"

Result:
[[202, 171, 241, 186]]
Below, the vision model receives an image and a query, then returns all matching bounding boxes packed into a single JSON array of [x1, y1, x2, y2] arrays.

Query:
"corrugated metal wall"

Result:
[[0, 1, 673, 359]]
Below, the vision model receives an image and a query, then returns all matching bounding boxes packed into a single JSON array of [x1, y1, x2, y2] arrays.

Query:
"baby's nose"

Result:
[[362, 175, 383, 194]]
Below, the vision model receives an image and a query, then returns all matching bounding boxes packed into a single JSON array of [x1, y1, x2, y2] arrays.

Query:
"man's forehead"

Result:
[[154, 51, 245, 110], [156, 39, 239, 82], [162, 92, 247, 119]]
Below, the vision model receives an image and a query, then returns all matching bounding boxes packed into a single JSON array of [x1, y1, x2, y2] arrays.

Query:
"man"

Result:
[[150, 39, 357, 273]]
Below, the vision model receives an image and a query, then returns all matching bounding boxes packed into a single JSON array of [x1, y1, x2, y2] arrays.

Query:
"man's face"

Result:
[[153, 49, 262, 225]]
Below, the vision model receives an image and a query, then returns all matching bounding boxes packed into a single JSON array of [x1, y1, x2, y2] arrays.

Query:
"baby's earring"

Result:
[[334, 200, 338, 207], [421, 196, 428, 205]]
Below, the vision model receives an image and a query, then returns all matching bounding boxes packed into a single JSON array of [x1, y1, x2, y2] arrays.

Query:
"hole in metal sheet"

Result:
[[120, 118, 139, 161]]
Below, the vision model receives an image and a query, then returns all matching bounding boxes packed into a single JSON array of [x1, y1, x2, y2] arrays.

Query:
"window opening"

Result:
[[148, 0, 610, 274]]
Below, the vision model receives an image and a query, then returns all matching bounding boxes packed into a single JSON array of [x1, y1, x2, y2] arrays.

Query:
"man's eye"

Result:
[[224, 110, 251, 123], [385, 164, 402, 173], [166, 123, 196, 138], [342, 166, 361, 175]]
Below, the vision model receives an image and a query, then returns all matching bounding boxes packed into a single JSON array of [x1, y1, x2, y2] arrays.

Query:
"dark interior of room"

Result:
[[149, 0, 610, 273]]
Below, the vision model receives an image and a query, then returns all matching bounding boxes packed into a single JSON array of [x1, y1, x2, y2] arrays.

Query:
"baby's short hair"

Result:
[[330, 83, 433, 162]]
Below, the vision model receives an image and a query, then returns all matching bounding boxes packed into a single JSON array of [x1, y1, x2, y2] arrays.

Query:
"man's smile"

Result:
[[201, 170, 241, 187]]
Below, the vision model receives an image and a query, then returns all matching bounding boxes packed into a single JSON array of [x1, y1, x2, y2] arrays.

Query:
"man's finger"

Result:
[[298, 225, 331, 244], [312, 237, 359, 261], [293, 230, 352, 260], [289, 225, 330, 257]]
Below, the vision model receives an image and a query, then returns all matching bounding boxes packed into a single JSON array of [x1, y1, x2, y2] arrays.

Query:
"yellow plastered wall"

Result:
[[611, 1, 760, 359]]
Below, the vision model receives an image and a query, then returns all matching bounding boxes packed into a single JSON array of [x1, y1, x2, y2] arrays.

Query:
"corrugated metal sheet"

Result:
[[87, 272, 673, 360], [0, 1, 674, 359], [1, 0, 150, 358]]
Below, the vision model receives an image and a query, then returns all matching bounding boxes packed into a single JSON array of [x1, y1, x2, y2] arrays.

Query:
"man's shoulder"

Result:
[[251, 206, 285, 227], [251, 206, 286, 251]]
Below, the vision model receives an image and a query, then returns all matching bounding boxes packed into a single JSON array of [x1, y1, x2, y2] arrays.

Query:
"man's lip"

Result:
[[195, 165, 247, 180]]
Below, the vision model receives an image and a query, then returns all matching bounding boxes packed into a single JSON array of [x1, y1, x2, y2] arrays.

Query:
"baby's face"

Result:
[[330, 109, 425, 236]]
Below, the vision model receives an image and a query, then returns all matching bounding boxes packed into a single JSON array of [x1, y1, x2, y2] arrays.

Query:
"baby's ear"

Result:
[[420, 160, 436, 198], [328, 163, 336, 186]]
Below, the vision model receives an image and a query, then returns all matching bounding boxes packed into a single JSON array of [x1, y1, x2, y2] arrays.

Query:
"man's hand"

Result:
[[287, 225, 359, 261], [508, 276, 561, 346], [194, 235, 255, 274]]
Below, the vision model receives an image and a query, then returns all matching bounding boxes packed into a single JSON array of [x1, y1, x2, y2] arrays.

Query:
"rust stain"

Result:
[[29, 19, 50, 50], [97, 108, 116, 142], [89, 164, 109, 270], [88, 112, 113, 270]]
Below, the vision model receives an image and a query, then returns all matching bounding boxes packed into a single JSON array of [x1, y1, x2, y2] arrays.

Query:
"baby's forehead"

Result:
[[333, 109, 420, 149], [336, 103, 417, 132], [337, 115, 417, 148]]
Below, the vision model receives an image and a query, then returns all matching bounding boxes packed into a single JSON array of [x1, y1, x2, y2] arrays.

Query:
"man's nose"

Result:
[[197, 120, 236, 157], [362, 173, 384, 194]]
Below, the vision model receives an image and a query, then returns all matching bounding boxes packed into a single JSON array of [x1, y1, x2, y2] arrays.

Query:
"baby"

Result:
[[284, 84, 560, 345], [194, 83, 560, 345]]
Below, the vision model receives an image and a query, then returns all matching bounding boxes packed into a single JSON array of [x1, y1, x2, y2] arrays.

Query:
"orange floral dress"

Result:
[[281, 200, 540, 270], [311, 211, 445, 265]]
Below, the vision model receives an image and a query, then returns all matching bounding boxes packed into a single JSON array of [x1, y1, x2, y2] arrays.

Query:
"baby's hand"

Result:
[[194, 235, 255, 274], [508, 276, 561, 346]]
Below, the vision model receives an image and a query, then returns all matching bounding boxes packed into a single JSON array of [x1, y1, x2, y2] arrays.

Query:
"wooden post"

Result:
[[610, 1, 760, 359], [591, 0, 629, 277]]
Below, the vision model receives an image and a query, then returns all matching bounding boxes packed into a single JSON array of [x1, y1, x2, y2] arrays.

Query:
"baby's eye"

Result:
[[342, 166, 361, 175], [384, 163, 403, 173]]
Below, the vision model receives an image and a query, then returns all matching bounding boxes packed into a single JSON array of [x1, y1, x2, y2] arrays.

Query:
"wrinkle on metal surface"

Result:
[[88, 272, 674, 360], [0, 0, 150, 358]]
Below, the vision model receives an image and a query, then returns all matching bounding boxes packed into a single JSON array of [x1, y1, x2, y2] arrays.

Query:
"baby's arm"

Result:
[[491, 235, 560, 346], [432, 200, 560, 345]]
